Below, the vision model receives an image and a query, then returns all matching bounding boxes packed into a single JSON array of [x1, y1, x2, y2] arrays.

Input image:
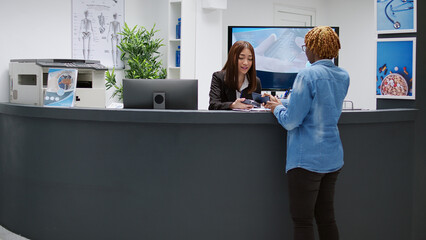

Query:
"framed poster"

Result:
[[72, 0, 125, 69], [376, 0, 416, 34], [376, 38, 416, 99]]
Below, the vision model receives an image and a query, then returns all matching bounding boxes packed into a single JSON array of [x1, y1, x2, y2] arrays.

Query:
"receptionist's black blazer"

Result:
[[208, 71, 262, 110]]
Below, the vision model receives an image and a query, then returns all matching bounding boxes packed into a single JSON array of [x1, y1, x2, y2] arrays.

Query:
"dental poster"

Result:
[[376, 38, 416, 99], [72, 0, 125, 68], [376, 0, 416, 33], [44, 69, 78, 107]]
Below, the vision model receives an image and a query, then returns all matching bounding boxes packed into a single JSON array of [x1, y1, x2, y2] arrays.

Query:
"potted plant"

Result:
[[105, 23, 167, 101]]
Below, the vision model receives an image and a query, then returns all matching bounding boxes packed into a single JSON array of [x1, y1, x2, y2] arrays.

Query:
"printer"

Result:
[[9, 59, 107, 108]]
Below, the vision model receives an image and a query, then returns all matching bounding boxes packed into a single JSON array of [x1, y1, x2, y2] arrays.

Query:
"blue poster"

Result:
[[377, 0, 416, 33], [376, 39, 415, 98]]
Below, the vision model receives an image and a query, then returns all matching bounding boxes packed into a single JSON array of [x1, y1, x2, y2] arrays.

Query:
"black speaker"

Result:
[[153, 92, 165, 109]]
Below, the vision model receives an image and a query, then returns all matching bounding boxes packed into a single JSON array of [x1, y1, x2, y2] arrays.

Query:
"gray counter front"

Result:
[[0, 103, 417, 240]]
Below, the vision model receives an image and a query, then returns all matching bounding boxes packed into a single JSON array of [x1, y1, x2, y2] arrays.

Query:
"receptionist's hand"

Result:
[[230, 98, 253, 110], [263, 93, 282, 113]]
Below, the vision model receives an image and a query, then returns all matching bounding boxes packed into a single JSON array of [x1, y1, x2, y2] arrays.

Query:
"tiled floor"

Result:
[[0, 226, 28, 240]]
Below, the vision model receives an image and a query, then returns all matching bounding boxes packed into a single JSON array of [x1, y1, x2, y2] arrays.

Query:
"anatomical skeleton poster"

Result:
[[72, 0, 125, 69]]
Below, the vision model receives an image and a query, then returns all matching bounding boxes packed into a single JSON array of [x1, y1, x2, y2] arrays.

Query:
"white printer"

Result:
[[9, 59, 107, 108]]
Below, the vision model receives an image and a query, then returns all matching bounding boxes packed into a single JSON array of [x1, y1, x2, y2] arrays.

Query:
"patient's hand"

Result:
[[263, 93, 282, 112]]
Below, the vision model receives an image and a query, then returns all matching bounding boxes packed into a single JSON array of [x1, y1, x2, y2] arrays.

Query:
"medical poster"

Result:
[[44, 69, 78, 107], [72, 0, 125, 69], [376, 0, 416, 33], [376, 38, 416, 99]]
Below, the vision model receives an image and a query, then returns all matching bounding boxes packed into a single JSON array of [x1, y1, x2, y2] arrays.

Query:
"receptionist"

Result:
[[208, 41, 262, 110]]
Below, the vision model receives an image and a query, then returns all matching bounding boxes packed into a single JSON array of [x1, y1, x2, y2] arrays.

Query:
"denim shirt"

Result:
[[273, 59, 350, 173]]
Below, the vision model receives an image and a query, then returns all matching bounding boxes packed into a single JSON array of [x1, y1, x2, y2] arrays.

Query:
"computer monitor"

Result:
[[228, 26, 339, 91], [122, 79, 198, 110]]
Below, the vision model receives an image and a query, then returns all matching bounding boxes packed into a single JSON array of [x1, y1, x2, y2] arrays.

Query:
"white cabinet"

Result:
[[168, 0, 181, 79], [167, 0, 224, 109], [167, 0, 196, 79]]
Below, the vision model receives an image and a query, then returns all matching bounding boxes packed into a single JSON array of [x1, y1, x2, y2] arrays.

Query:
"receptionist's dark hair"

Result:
[[222, 40, 257, 93]]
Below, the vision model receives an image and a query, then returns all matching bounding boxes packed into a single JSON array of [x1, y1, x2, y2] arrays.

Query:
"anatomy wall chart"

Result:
[[72, 0, 125, 69]]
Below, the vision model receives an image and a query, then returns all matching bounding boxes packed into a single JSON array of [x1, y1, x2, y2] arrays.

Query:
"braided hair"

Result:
[[305, 26, 340, 59]]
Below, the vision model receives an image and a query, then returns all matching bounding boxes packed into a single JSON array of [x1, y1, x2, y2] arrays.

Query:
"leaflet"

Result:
[[44, 68, 78, 107]]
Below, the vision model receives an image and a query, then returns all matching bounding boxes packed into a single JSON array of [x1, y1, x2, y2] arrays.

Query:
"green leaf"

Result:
[[108, 23, 167, 100]]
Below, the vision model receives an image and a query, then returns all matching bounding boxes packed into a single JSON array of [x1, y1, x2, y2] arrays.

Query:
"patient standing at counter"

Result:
[[265, 26, 350, 240], [208, 41, 262, 110]]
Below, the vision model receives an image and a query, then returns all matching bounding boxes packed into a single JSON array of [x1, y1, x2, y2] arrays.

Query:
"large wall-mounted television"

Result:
[[228, 26, 339, 91]]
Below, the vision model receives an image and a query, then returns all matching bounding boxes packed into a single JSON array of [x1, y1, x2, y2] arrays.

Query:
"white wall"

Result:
[[195, 2, 224, 109], [0, 0, 69, 102], [322, 0, 376, 110], [221, 0, 376, 110], [0, 0, 168, 105]]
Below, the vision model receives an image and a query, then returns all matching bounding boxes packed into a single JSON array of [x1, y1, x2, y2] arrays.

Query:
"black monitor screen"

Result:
[[228, 26, 339, 91], [123, 79, 198, 110]]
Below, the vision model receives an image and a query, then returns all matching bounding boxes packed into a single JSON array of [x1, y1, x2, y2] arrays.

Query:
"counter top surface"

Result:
[[0, 102, 418, 125]]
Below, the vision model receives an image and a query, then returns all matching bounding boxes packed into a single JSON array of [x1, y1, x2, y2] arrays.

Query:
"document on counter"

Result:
[[232, 106, 271, 112]]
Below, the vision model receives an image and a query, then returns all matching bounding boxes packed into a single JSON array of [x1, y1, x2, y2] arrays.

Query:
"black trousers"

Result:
[[287, 168, 341, 240]]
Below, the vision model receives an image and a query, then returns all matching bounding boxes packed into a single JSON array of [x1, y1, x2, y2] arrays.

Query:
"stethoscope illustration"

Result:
[[378, 0, 414, 29]]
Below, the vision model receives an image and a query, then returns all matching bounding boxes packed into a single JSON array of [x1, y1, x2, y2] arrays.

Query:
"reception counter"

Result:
[[0, 103, 417, 240]]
